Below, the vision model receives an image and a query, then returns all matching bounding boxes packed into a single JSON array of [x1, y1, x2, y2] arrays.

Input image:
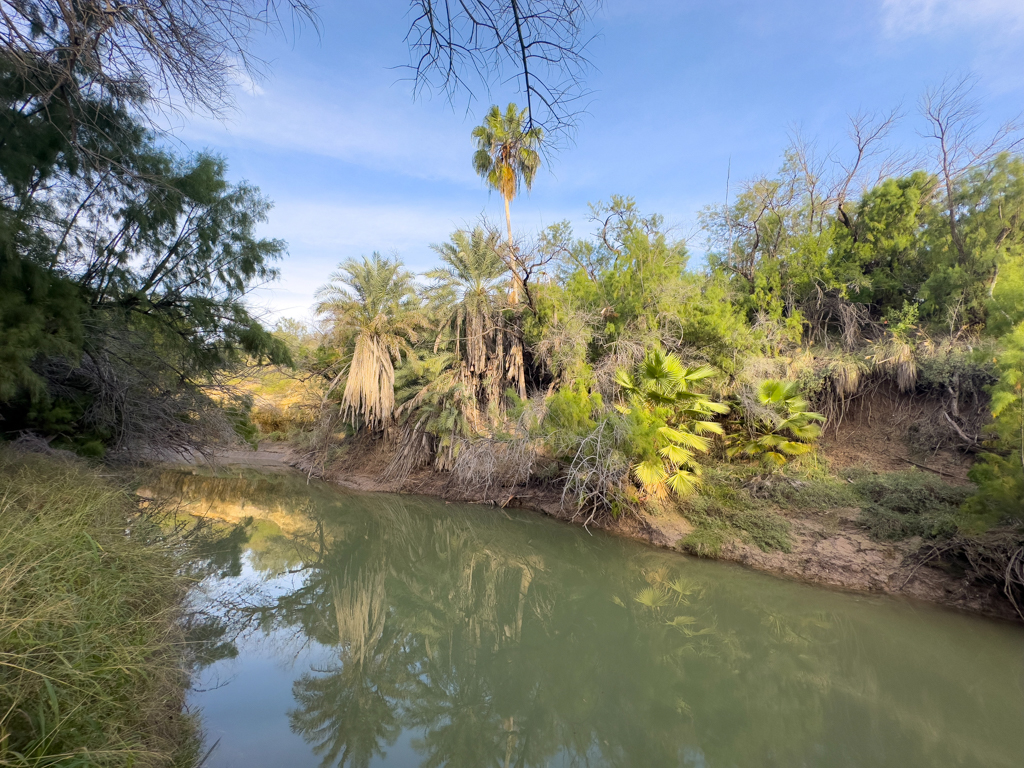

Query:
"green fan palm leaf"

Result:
[[731, 379, 826, 470], [614, 349, 729, 499]]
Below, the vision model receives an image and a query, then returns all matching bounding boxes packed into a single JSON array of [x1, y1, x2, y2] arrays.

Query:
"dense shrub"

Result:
[[852, 471, 970, 541]]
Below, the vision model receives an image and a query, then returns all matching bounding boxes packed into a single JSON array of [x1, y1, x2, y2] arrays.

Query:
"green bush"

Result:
[[680, 489, 792, 554], [542, 386, 601, 457], [851, 471, 970, 541]]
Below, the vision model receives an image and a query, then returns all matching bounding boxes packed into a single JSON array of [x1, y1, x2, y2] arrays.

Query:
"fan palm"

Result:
[[387, 229, 522, 477], [427, 227, 509, 370], [727, 379, 825, 467], [315, 253, 421, 431], [472, 103, 543, 304], [615, 349, 729, 498]]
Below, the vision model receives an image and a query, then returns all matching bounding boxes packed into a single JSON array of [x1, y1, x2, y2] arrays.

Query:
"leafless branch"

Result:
[[405, 0, 599, 140], [0, 0, 319, 153], [920, 74, 1024, 264]]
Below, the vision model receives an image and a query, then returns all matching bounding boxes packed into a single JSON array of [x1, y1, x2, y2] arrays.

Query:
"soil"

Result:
[[179, 438, 1020, 624], [819, 384, 973, 482]]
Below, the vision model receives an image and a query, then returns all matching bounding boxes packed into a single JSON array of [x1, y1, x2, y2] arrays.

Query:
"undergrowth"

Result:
[[848, 470, 970, 542], [675, 462, 976, 558], [0, 449, 201, 767], [677, 480, 792, 557], [761, 476, 861, 511], [740, 463, 971, 544]]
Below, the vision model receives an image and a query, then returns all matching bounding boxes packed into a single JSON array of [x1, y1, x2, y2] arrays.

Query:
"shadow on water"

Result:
[[149, 469, 1024, 768]]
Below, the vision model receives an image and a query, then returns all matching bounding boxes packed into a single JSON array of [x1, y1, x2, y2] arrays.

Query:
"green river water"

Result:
[[161, 469, 1024, 768]]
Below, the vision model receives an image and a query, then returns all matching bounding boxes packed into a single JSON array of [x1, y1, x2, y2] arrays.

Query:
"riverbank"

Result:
[[194, 442, 1020, 623], [0, 448, 201, 767]]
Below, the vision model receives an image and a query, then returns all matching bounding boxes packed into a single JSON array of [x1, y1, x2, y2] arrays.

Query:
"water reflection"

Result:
[[152, 470, 1024, 768]]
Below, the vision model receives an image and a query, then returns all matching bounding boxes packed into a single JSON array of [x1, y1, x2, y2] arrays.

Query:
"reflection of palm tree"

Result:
[[289, 661, 401, 768], [409, 662, 507, 768], [332, 569, 387, 667], [178, 468, 1021, 768]]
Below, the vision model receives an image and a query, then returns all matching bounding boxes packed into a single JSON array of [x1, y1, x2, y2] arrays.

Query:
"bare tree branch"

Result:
[[0, 1, 319, 119], [405, 0, 599, 141], [920, 74, 1024, 265]]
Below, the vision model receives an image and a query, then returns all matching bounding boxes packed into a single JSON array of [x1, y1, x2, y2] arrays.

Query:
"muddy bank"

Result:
[[181, 442, 1018, 623]]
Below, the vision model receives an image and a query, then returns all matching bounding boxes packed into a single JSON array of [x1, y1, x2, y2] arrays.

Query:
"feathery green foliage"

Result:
[[0, 69, 289, 456], [965, 321, 1024, 523]]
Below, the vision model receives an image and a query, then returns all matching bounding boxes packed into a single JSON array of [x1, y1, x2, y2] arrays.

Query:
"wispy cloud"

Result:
[[247, 197, 487, 317], [880, 0, 1024, 37], [179, 75, 476, 184], [266, 198, 475, 256]]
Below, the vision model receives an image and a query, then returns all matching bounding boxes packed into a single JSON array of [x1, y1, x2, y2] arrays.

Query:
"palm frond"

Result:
[[635, 587, 672, 608], [658, 426, 711, 452], [682, 364, 718, 384], [666, 469, 701, 497], [690, 420, 725, 435], [632, 459, 668, 490], [659, 444, 694, 466]]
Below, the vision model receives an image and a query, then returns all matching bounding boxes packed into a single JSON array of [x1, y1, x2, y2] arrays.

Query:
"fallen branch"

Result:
[[942, 410, 979, 447], [889, 453, 961, 478], [899, 542, 955, 590]]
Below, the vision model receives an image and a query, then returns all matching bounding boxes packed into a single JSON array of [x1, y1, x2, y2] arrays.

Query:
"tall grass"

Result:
[[0, 450, 199, 767]]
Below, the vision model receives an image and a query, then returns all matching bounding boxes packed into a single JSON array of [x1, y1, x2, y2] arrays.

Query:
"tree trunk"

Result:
[[503, 194, 523, 305]]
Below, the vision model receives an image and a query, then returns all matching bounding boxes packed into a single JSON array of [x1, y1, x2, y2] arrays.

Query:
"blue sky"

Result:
[[170, 0, 1024, 322]]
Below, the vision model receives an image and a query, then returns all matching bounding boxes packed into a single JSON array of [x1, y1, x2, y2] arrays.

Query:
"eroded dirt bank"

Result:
[[183, 442, 1019, 623]]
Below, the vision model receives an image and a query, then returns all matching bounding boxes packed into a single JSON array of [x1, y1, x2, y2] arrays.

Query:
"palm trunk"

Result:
[[503, 194, 522, 305]]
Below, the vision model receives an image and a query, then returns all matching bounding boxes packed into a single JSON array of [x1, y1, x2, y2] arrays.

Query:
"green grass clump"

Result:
[[850, 470, 971, 542], [730, 508, 793, 553], [763, 477, 861, 511], [0, 449, 200, 767], [678, 486, 792, 556], [678, 522, 729, 558]]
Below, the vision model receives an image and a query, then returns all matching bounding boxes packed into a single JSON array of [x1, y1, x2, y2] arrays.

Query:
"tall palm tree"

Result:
[[472, 103, 543, 304], [387, 228, 522, 479], [315, 252, 421, 431], [427, 227, 509, 374], [418, 227, 525, 417]]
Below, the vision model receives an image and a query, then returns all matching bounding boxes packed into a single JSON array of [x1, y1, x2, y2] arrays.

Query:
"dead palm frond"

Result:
[[315, 252, 422, 431], [870, 338, 918, 391], [422, 227, 525, 418]]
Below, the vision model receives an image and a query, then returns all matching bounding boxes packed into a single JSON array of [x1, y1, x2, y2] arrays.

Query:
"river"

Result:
[[154, 468, 1024, 768]]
